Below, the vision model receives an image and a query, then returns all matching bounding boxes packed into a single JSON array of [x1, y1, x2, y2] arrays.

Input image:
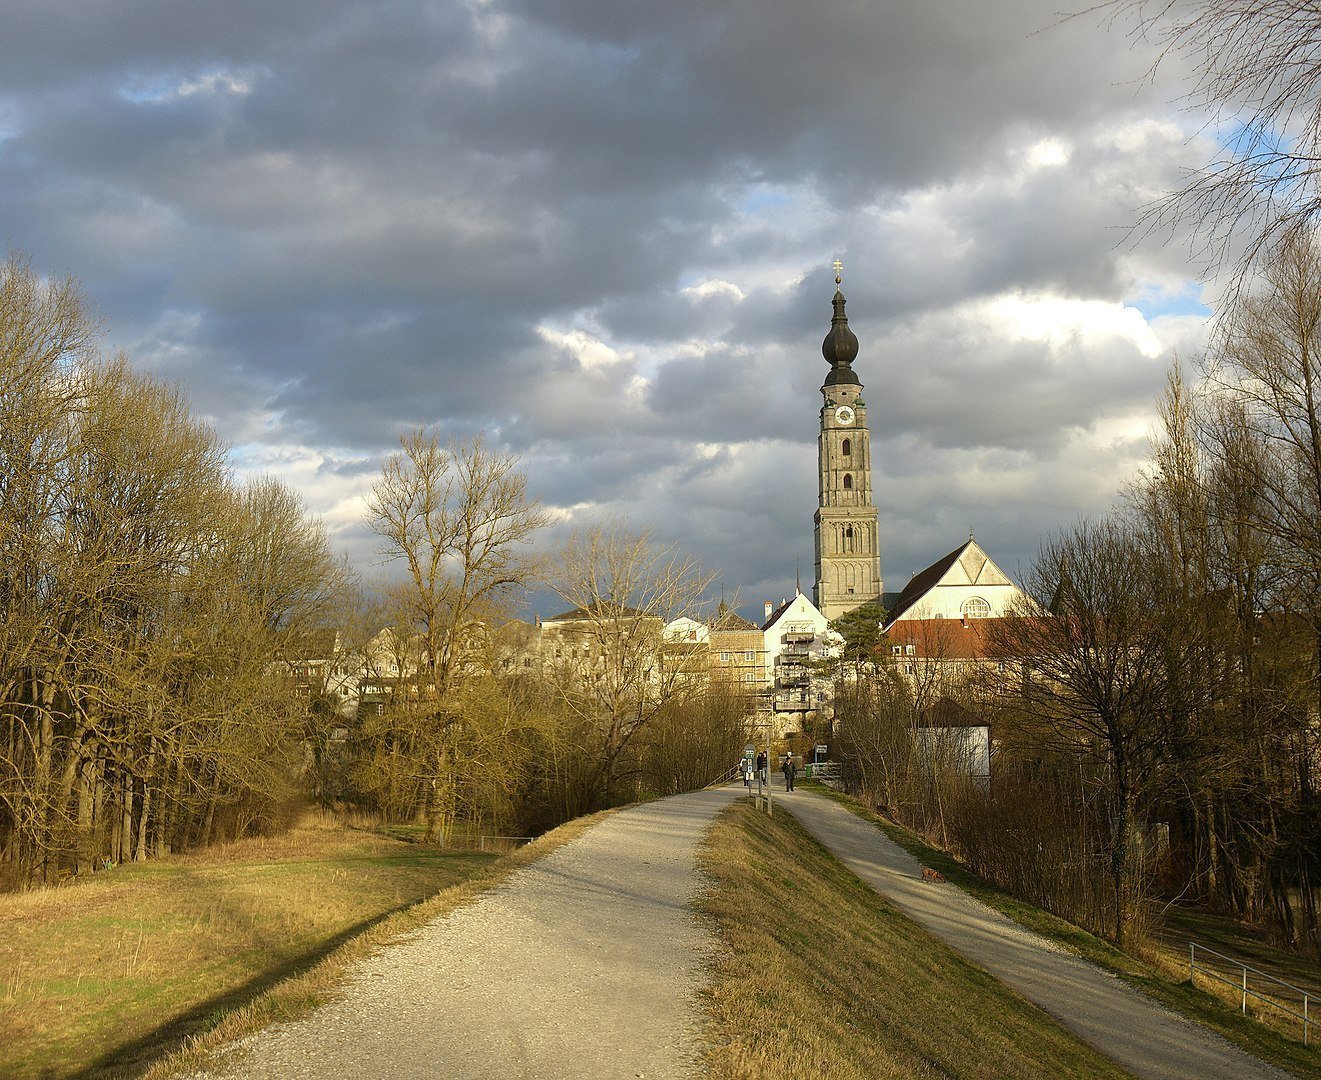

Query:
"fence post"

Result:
[[1242, 966, 1248, 1015], [1188, 942, 1194, 984], [1305, 993, 1310, 1046]]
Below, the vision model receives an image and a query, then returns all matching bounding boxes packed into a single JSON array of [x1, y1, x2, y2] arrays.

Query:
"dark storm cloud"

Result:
[[0, 0, 1214, 603]]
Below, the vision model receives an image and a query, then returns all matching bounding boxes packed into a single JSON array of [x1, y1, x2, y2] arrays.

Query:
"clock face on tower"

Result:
[[834, 405, 855, 426]]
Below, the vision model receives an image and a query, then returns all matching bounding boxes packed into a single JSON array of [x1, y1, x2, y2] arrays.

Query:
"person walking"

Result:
[[755, 750, 767, 785], [782, 754, 797, 792]]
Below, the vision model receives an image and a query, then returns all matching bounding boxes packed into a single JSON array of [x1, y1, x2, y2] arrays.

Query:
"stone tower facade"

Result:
[[813, 280, 882, 622]]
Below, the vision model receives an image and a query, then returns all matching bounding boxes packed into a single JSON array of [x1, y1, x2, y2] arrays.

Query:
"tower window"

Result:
[[842, 474, 853, 490], [841, 438, 852, 457]]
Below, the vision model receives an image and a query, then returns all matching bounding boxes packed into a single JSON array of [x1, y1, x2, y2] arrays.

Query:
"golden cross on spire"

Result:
[[833, 258, 844, 286]]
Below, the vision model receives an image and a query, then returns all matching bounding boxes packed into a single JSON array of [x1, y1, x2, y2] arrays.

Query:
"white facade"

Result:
[[761, 592, 833, 678], [663, 616, 710, 644], [884, 538, 1027, 629], [914, 725, 990, 782], [761, 591, 841, 722]]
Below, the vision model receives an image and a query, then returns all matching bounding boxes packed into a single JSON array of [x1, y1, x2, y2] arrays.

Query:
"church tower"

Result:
[[813, 265, 882, 622]]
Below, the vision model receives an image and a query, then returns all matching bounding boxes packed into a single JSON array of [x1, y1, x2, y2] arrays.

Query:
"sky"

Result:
[[0, 1, 1225, 619]]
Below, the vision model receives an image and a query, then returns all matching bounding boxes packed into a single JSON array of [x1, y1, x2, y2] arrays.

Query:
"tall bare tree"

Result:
[[367, 429, 547, 698], [988, 518, 1210, 946], [361, 430, 547, 840], [1109, 1, 1321, 274], [544, 521, 716, 813]]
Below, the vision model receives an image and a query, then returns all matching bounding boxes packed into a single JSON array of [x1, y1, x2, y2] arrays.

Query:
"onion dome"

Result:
[[822, 288, 861, 387]]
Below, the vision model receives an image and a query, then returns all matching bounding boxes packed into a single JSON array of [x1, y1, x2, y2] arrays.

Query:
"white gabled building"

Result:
[[761, 590, 840, 726], [882, 536, 1027, 630]]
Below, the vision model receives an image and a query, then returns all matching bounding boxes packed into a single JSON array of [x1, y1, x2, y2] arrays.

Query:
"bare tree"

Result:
[[1107, 1, 1321, 275], [367, 429, 547, 698], [361, 430, 547, 840], [0, 254, 345, 885], [1172, 232, 1321, 944], [543, 520, 717, 813], [987, 518, 1208, 946]]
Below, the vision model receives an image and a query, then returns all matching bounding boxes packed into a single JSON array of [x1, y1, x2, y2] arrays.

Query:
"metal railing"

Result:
[[705, 763, 744, 788], [1189, 941, 1312, 1045]]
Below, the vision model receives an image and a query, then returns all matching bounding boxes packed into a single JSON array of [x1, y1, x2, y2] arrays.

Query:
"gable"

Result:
[[883, 539, 1023, 627], [763, 592, 827, 633], [948, 546, 1012, 588]]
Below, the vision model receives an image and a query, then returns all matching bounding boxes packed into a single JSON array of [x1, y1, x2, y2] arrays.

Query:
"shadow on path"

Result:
[[71, 902, 424, 1079]]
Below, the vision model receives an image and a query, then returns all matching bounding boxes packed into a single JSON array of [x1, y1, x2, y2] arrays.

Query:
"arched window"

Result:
[[841, 437, 852, 457], [843, 473, 853, 490], [961, 596, 992, 619], [844, 525, 854, 553]]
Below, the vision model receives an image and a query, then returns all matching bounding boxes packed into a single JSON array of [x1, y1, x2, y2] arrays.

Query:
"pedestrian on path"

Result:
[[756, 750, 767, 784], [782, 754, 797, 792]]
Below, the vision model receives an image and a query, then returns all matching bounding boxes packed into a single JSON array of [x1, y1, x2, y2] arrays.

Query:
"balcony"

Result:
[[773, 692, 810, 712]]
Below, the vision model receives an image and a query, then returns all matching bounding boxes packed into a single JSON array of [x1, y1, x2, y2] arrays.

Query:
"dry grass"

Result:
[[143, 808, 607, 1079], [810, 784, 1321, 1079], [695, 800, 1129, 1079], [0, 808, 605, 1079], [1147, 907, 1321, 1049]]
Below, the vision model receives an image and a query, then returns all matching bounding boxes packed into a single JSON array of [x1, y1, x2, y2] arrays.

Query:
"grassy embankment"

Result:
[[0, 811, 600, 1079], [697, 798, 1130, 1079], [806, 784, 1319, 1079]]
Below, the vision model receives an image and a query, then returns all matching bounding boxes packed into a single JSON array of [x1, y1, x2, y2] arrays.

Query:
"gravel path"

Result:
[[779, 786, 1292, 1080], [190, 787, 743, 1080]]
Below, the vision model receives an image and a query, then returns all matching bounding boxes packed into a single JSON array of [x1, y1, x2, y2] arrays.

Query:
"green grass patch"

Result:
[[0, 814, 499, 1079], [696, 799, 1131, 1079], [805, 782, 1320, 1078]]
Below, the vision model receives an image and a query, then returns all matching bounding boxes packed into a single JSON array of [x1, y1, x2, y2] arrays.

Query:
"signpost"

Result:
[[746, 723, 772, 817]]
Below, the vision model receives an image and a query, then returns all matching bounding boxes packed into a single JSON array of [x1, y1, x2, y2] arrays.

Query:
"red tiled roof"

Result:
[[883, 617, 997, 660], [545, 603, 655, 622]]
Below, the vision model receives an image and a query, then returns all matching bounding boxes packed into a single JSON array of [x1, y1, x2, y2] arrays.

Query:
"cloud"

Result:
[[0, 1, 1224, 616]]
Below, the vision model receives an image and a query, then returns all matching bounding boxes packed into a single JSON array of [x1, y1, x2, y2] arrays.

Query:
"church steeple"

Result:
[[822, 288, 861, 386], [813, 261, 882, 622]]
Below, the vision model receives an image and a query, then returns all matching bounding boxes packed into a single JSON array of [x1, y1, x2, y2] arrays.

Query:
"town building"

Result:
[[761, 590, 840, 730], [883, 536, 1027, 629], [709, 604, 767, 694]]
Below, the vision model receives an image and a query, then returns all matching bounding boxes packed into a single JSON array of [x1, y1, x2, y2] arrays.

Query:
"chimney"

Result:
[[764, 601, 773, 620]]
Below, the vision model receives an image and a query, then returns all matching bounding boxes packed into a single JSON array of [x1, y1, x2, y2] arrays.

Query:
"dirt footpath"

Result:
[[190, 787, 743, 1080], [780, 787, 1291, 1080]]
